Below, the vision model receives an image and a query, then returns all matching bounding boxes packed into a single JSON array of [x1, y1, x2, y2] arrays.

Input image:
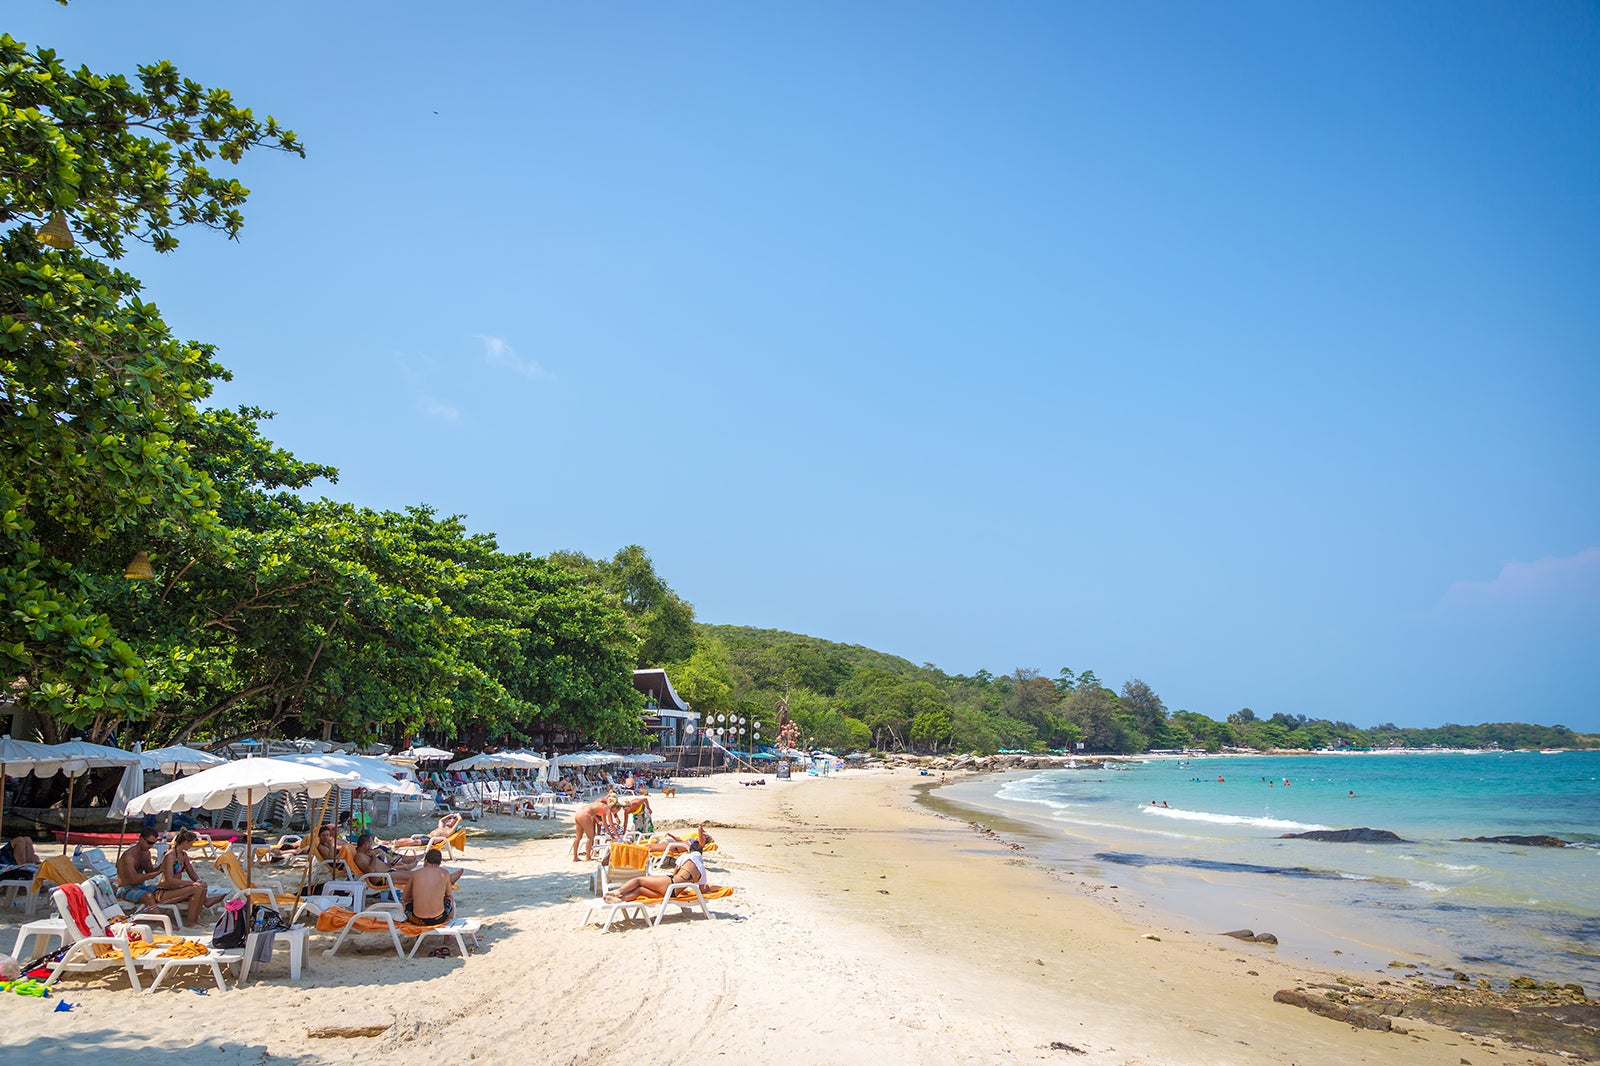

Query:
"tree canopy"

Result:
[[1, 28, 642, 749]]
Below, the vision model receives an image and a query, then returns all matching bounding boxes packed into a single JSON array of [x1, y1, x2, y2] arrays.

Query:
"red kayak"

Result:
[[52, 828, 240, 846]]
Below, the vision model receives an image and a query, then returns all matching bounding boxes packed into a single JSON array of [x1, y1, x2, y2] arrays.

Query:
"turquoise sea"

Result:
[[933, 751, 1600, 987]]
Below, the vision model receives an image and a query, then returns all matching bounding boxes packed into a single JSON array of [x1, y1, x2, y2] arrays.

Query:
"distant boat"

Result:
[[1541, 748, 1564, 754]]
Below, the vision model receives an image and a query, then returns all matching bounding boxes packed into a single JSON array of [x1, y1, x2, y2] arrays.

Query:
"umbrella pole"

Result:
[[245, 787, 255, 887], [63, 773, 75, 855], [0, 762, 7, 850]]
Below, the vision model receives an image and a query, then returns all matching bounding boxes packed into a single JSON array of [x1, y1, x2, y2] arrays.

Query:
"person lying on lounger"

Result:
[[401, 849, 455, 927], [389, 812, 463, 849], [605, 839, 708, 902], [647, 822, 715, 856], [353, 833, 462, 886]]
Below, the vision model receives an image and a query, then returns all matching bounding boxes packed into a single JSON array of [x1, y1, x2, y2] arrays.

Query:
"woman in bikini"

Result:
[[571, 795, 620, 862], [605, 839, 708, 902], [156, 829, 222, 926]]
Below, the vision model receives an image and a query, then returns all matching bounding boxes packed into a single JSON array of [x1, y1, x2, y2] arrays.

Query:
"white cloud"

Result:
[[420, 396, 459, 421], [1436, 547, 1600, 613], [475, 334, 552, 381], [396, 355, 461, 422]]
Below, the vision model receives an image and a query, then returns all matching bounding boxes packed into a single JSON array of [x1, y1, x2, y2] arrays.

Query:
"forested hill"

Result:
[[699, 625, 935, 690], [673, 624, 1599, 755]]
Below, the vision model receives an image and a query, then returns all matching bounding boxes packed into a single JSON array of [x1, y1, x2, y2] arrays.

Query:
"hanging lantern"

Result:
[[124, 551, 155, 580], [38, 212, 75, 250]]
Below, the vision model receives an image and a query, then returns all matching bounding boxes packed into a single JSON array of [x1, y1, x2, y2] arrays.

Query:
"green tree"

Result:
[[910, 707, 953, 752], [551, 545, 696, 666], [1120, 678, 1168, 744], [1, 31, 303, 737]]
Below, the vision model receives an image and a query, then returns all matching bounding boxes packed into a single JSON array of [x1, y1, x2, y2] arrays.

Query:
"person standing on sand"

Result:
[[572, 796, 618, 862]]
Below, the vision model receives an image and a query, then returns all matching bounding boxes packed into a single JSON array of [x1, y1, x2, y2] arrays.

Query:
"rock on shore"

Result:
[[1278, 827, 1408, 843]]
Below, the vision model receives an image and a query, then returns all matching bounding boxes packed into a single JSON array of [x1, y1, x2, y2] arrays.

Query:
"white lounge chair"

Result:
[[45, 879, 240, 993]]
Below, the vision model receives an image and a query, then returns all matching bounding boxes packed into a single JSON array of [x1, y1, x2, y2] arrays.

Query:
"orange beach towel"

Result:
[[315, 904, 439, 938], [633, 885, 735, 904]]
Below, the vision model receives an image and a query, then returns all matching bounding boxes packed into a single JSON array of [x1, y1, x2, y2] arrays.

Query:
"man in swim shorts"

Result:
[[114, 828, 163, 910]]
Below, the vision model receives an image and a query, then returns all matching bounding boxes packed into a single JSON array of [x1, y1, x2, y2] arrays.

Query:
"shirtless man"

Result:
[[161, 829, 226, 925], [401, 849, 455, 927], [114, 827, 164, 910], [571, 796, 618, 862]]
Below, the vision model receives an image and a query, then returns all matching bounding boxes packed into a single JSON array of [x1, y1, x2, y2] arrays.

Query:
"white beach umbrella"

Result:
[[501, 750, 549, 769], [122, 756, 359, 885], [140, 745, 227, 775], [33, 740, 144, 853], [278, 752, 422, 796], [620, 753, 666, 764], [0, 737, 69, 854], [394, 746, 455, 763]]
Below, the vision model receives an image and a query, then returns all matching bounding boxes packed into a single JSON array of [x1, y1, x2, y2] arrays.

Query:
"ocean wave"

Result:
[[1409, 880, 1450, 893], [1141, 806, 1331, 832]]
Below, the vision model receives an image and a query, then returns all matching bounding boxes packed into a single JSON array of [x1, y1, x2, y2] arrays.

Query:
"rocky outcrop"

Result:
[[1222, 929, 1279, 944], [1398, 999, 1600, 1059], [1273, 974, 1597, 1058], [1272, 989, 1392, 1031], [1278, 827, 1407, 843], [1457, 834, 1572, 848]]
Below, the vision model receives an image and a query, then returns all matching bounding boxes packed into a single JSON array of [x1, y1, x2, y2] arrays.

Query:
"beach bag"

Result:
[[213, 897, 248, 949], [250, 904, 289, 932]]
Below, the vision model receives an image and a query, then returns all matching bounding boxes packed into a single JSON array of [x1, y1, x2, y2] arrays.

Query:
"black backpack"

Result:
[[213, 898, 248, 949]]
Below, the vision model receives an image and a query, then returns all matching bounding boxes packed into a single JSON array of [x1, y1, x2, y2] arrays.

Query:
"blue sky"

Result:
[[15, 3, 1598, 731]]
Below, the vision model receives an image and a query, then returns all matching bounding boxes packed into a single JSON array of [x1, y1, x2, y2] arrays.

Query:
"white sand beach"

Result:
[[0, 769, 1542, 1064]]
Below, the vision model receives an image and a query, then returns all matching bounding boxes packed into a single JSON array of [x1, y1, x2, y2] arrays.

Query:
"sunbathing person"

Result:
[[648, 822, 715, 856], [352, 832, 461, 886], [571, 796, 620, 862], [401, 849, 455, 927], [390, 812, 463, 849], [260, 835, 309, 865], [310, 824, 342, 863], [605, 839, 708, 902]]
